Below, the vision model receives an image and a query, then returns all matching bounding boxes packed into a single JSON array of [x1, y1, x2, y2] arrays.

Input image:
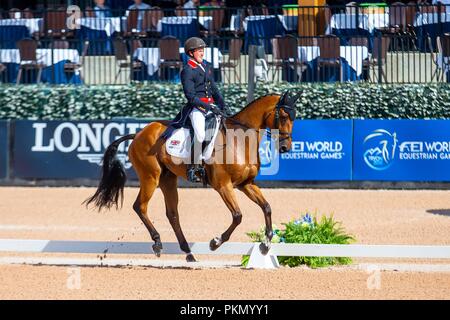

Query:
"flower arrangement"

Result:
[[242, 213, 355, 268]]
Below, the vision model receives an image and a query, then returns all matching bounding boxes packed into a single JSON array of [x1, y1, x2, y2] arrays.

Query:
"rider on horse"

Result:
[[179, 37, 229, 183]]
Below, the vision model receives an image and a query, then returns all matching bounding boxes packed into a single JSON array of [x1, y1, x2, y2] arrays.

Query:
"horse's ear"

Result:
[[280, 90, 289, 104], [284, 91, 300, 106], [291, 92, 301, 105]]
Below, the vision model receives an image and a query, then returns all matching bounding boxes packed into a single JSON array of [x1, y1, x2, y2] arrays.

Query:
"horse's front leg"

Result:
[[238, 183, 273, 255], [210, 182, 242, 251]]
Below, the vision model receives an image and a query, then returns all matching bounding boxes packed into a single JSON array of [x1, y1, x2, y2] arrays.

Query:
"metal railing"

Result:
[[0, 4, 449, 85]]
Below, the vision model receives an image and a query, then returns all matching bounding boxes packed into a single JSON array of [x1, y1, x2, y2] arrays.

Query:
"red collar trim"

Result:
[[188, 59, 198, 68], [188, 59, 206, 69]]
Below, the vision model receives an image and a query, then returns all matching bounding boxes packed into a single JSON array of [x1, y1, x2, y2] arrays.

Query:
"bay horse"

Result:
[[85, 90, 299, 262]]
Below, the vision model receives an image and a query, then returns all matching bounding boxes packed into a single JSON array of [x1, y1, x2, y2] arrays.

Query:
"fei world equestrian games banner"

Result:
[[256, 120, 353, 181], [13, 120, 149, 179], [0, 121, 8, 179], [353, 120, 450, 181]]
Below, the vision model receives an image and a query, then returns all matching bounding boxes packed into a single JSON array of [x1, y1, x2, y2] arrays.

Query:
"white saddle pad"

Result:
[[165, 116, 221, 161]]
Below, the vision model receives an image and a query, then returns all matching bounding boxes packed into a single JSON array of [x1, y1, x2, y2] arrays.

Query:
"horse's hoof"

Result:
[[152, 242, 163, 257], [259, 242, 270, 255], [209, 237, 222, 251], [186, 253, 197, 262]]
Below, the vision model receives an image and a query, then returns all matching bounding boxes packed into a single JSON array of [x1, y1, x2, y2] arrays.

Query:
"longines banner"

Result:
[[256, 120, 353, 181], [13, 120, 149, 179], [353, 120, 450, 181], [0, 121, 8, 179]]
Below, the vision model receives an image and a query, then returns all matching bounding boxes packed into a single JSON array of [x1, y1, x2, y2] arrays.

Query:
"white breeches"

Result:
[[189, 108, 207, 143], [189, 108, 211, 164]]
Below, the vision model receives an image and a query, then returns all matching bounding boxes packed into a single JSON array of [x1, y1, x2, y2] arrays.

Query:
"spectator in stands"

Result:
[[9, 8, 21, 19], [23, 8, 34, 19], [433, 0, 450, 13], [183, 0, 200, 16], [244, 0, 269, 15], [128, 0, 152, 20], [432, 0, 447, 4], [94, 0, 113, 18]]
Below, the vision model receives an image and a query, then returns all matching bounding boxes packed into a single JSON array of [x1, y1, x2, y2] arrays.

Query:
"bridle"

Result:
[[263, 101, 296, 142]]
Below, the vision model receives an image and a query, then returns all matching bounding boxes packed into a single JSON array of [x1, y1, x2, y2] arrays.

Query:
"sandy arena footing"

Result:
[[0, 187, 449, 299]]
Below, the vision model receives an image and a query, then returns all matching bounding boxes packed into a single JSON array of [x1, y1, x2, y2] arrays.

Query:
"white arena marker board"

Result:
[[1, 239, 450, 269], [0, 239, 254, 255], [270, 243, 450, 259]]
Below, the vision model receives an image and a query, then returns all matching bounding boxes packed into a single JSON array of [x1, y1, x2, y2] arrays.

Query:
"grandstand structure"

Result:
[[0, 0, 449, 85]]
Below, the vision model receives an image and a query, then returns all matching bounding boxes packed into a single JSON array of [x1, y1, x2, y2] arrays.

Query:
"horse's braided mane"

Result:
[[230, 93, 280, 118]]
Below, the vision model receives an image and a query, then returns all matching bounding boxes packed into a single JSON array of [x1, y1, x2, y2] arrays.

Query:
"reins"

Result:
[[223, 104, 296, 142]]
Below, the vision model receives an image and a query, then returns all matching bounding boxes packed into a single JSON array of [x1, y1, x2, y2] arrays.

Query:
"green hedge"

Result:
[[1, 82, 450, 120]]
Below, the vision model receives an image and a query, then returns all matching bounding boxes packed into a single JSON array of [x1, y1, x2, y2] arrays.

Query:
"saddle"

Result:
[[165, 112, 222, 162]]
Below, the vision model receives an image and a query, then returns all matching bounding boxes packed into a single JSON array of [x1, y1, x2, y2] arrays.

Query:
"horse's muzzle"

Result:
[[279, 145, 289, 153]]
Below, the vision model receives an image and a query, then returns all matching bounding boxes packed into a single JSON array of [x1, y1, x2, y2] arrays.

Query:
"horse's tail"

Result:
[[84, 134, 136, 211]]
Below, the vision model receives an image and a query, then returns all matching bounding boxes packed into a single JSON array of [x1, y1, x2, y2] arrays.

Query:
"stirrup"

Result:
[[187, 165, 202, 183]]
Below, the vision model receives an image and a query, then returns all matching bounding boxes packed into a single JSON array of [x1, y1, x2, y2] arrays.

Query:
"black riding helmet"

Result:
[[184, 37, 206, 56]]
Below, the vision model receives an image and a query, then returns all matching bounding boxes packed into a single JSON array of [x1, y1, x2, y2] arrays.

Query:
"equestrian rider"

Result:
[[181, 37, 228, 183]]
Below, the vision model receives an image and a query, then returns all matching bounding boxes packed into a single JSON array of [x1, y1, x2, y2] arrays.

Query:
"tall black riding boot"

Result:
[[186, 136, 202, 183]]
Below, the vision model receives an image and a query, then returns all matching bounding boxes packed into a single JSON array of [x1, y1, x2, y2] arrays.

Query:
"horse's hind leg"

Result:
[[132, 175, 163, 257], [238, 182, 272, 255], [210, 182, 242, 251], [159, 169, 196, 262]]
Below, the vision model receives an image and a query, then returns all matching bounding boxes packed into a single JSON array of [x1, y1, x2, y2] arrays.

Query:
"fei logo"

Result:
[[258, 131, 279, 176], [363, 129, 398, 170], [259, 140, 272, 166]]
